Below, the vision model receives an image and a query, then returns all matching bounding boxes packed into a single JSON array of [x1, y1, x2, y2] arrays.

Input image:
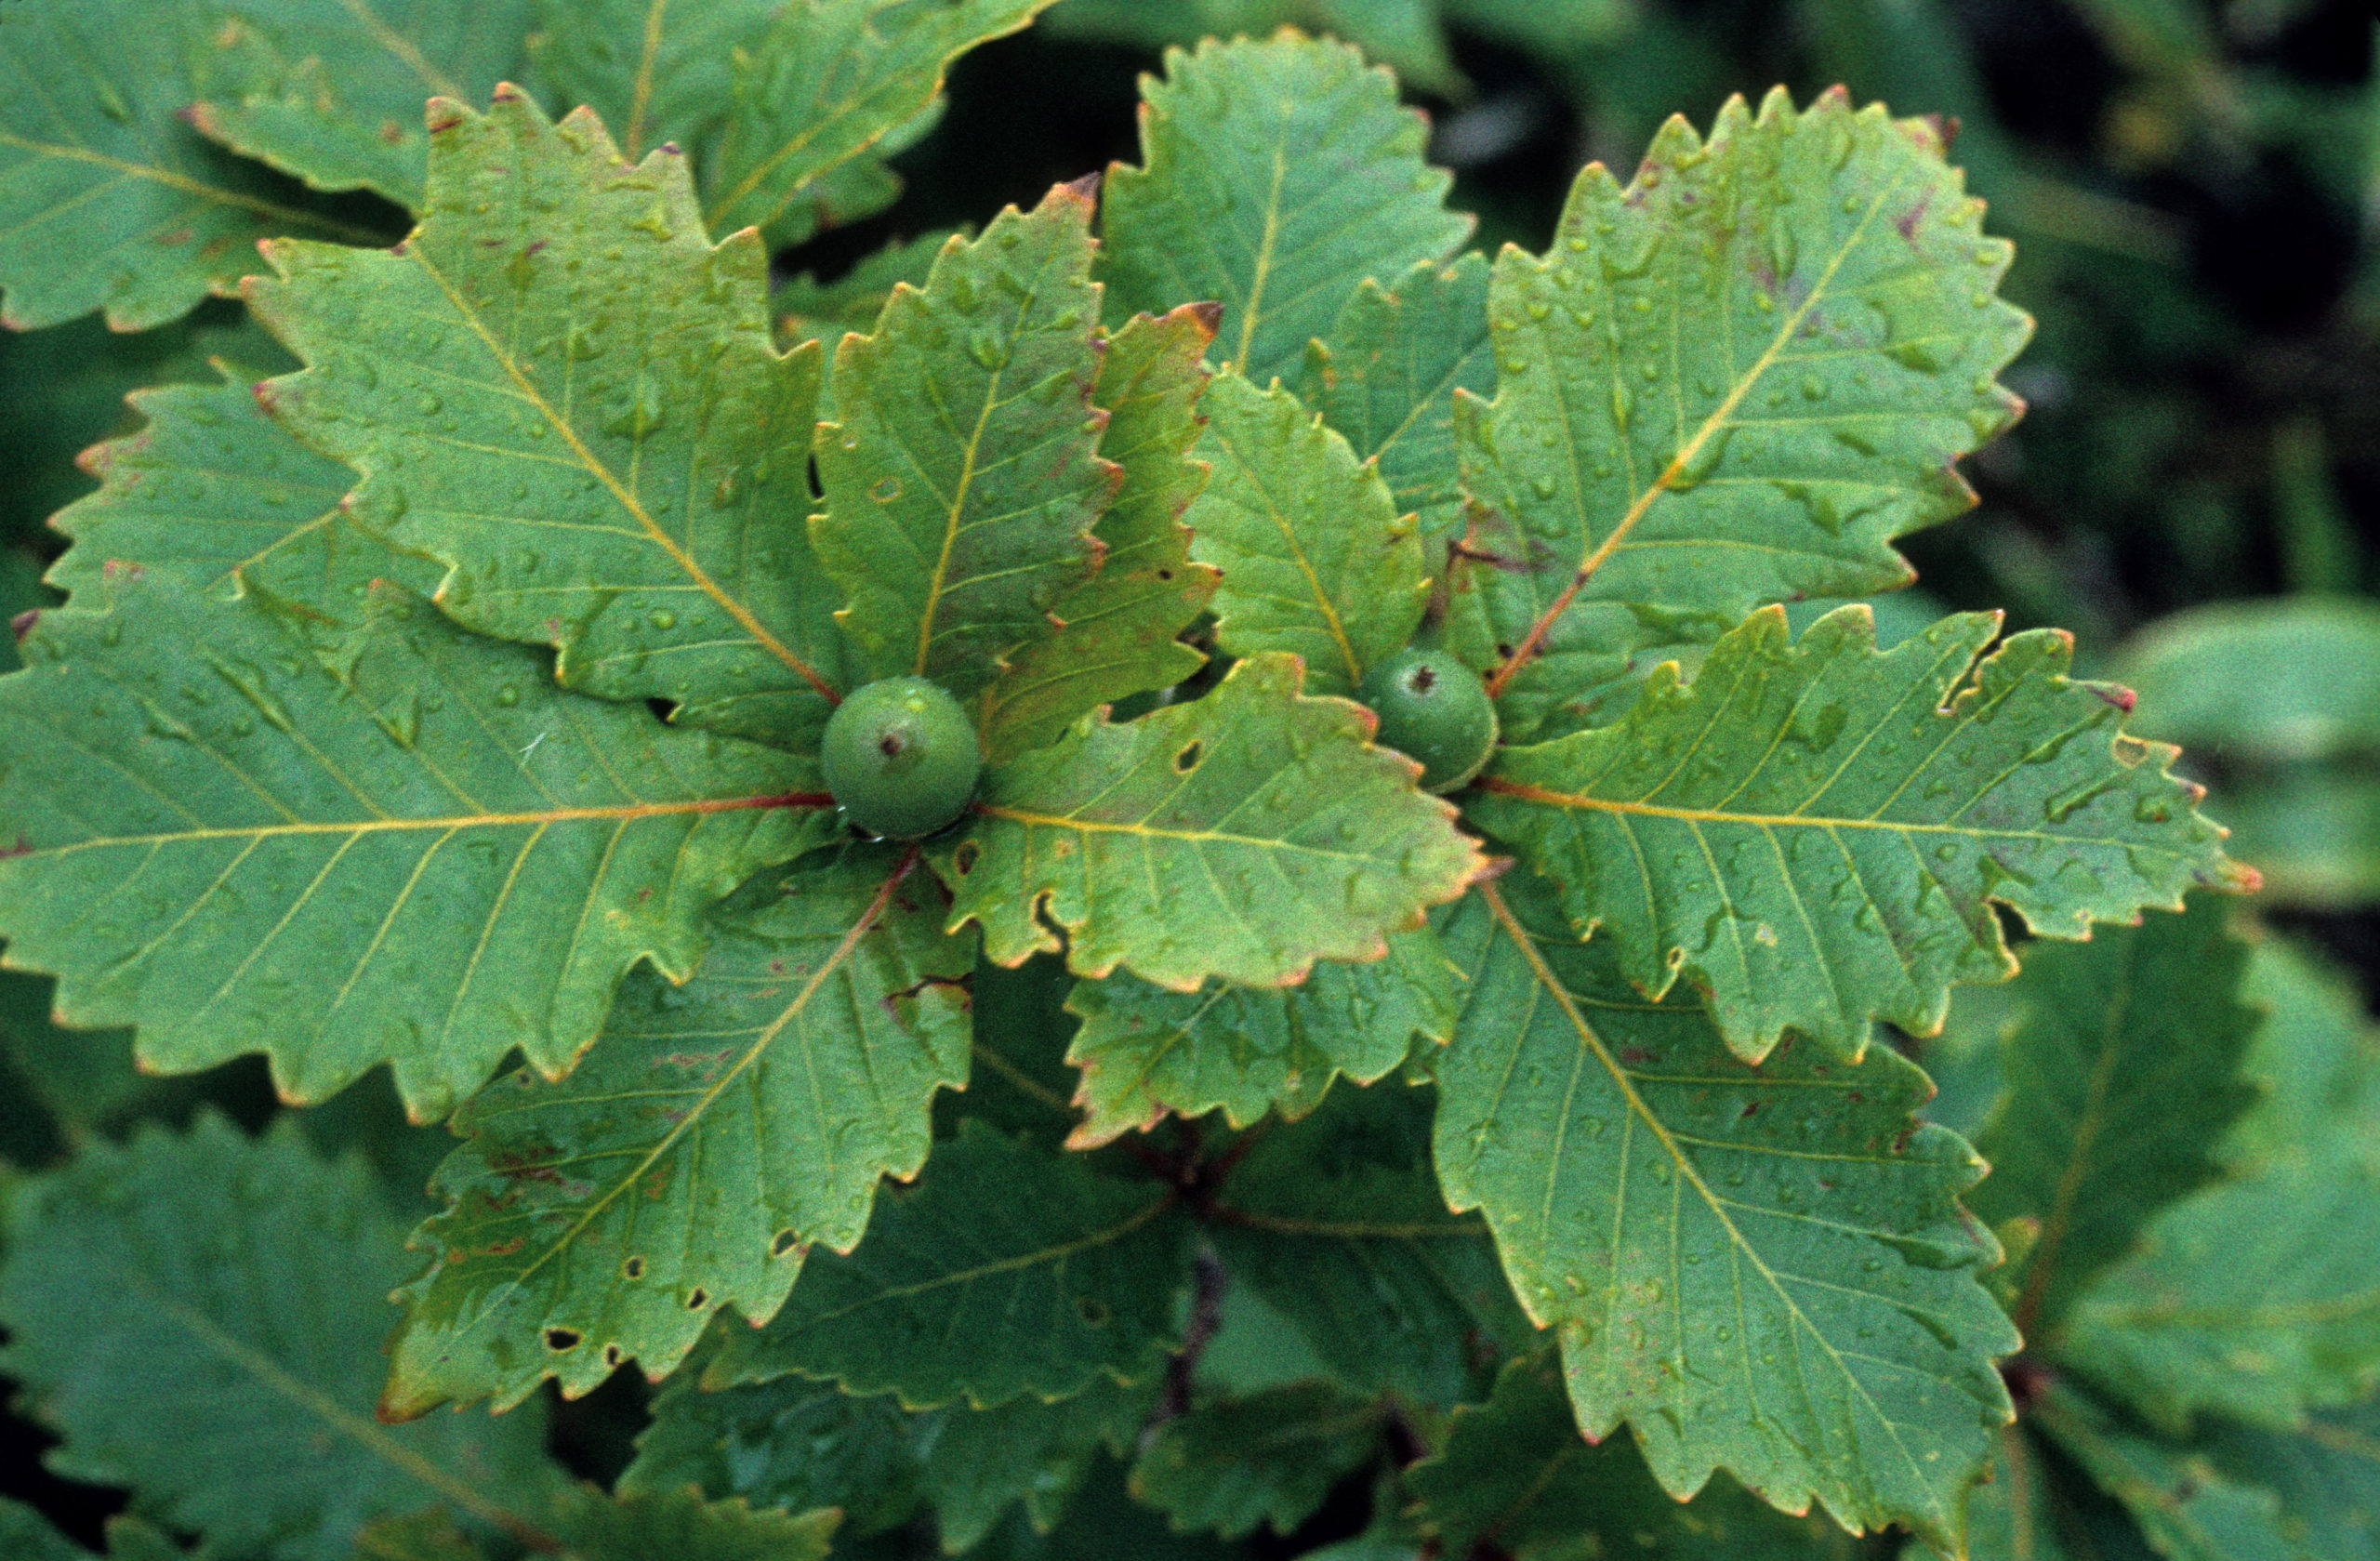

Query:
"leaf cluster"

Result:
[[0, 8, 2324, 1561]]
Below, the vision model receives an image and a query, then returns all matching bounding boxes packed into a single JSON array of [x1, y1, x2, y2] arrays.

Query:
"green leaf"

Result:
[[2228, 938, 2380, 1174], [1432, 872, 2017, 1545], [1204, 1079, 1536, 1409], [979, 302, 1220, 765], [1130, 1382, 1385, 1541], [0, 1115, 562, 1561], [525, 0, 773, 167], [355, 1509, 492, 1561], [1098, 33, 1474, 389], [707, 1121, 1194, 1406], [2176, 764, 2380, 911], [2115, 598, 2380, 908], [0, 577, 826, 1117], [2030, 1382, 2299, 1561], [1063, 923, 1455, 1145], [1954, 1428, 2081, 1561], [627, 1360, 1156, 1550], [383, 844, 969, 1416], [1044, 0, 1466, 96], [45, 361, 443, 637], [1470, 605, 2254, 1064], [2056, 938, 2380, 1431], [939, 652, 1487, 991], [0, 968, 150, 1139], [1453, 88, 2030, 739], [1964, 898, 2261, 1346], [0, 0, 392, 330], [556, 1486, 839, 1561], [2196, 1399, 2380, 1561], [921, 1376, 1158, 1549], [2117, 597, 2380, 761], [2064, 1152, 2380, 1438], [0, 307, 297, 545], [777, 227, 962, 350], [705, 0, 1056, 244], [246, 88, 849, 752], [1185, 373, 1430, 699], [627, 1363, 927, 1534], [968, 1451, 1245, 1561], [810, 183, 1113, 703], [1299, 252, 1497, 546], [0, 1498, 88, 1561], [951, 949, 1090, 1145], [1407, 1356, 1863, 1560], [183, 0, 535, 208]]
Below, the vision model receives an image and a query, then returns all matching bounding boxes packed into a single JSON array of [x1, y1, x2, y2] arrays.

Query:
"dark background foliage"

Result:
[[2, 0, 2373, 1552]]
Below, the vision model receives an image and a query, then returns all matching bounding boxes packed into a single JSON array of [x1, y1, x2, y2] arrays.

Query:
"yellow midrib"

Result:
[[1476, 775, 2196, 856], [1477, 880, 1944, 1528], [21, 791, 825, 856], [399, 243, 840, 704], [0, 129, 386, 246], [461, 851, 921, 1307], [1486, 179, 1901, 697]]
